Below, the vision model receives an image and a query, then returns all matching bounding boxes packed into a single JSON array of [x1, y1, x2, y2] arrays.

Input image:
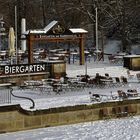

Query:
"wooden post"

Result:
[[101, 29, 104, 61], [28, 34, 34, 64], [79, 34, 85, 65]]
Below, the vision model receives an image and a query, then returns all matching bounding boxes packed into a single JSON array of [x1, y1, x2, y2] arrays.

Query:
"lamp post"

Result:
[[15, 5, 18, 64], [95, 7, 98, 51], [95, 7, 100, 62]]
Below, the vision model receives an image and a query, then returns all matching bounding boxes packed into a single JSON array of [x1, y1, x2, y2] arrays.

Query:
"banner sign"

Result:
[[0, 63, 50, 75]]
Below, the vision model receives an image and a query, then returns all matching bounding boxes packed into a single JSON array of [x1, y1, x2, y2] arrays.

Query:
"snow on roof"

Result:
[[23, 21, 88, 35], [124, 55, 140, 58], [23, 29, 46, 35], [23, 30, 29, 35], [29, 29, 46, 34], [69, 28, 88, 33], [23, 21, 58, 35], [44, 20, 58, 33], [39, 59, 64, 63]]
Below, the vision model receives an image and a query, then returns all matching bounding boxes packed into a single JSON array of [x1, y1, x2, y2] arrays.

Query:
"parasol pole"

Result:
[[95, 7, 99, 62], [15, 5, 18, 64]]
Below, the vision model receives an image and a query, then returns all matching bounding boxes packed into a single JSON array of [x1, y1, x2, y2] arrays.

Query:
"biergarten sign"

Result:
[[0, 63, 48, 75]]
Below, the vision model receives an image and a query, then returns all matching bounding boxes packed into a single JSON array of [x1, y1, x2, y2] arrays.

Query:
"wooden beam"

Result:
[[79, 34, 85, 65], [28, 34, 34, 64], [27, 33, 87, 65], [30, 36, 84, 42]]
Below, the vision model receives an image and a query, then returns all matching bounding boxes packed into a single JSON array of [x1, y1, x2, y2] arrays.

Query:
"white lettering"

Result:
[[20, 66, 24, 73], [37, 65, 40, 71], [40, 65, 45, 71], [16, 66, 20, 73], [25, 66, 29, 73], [4, 64, 46, 74], [29, 65, 33, 72], [12, 66, 15, 74], [5, 66, 9, 74]]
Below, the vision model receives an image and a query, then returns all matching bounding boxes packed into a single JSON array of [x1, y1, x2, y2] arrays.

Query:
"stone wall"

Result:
[[0, 99, 140, 133]]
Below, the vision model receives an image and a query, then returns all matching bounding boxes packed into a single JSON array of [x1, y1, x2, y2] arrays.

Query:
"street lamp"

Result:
[[95, 7, 101, 62], [15, 6, 18, 64]]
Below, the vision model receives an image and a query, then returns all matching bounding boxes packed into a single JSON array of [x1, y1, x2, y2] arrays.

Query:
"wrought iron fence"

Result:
[[0, 87, 11, 104]]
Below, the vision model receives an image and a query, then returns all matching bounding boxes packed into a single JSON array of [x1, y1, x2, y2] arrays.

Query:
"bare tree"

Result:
[[0, 0, 139, 52], [57, 0, 140, 52]]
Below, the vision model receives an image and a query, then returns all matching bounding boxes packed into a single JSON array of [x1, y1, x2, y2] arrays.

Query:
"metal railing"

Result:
[[0, 87, 11, 104], [10, 88, 35, 109], [0, 83, 35, 109]]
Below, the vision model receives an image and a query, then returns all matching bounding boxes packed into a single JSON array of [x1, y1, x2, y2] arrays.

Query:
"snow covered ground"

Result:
[[0, 40, 140, 139], [7, 60, 139, 111], [0, 59, 139, 140], [10, 79, 140, 111]]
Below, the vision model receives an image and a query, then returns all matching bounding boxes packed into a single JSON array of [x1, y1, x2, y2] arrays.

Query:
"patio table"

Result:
[[100, 79, 113, 88]]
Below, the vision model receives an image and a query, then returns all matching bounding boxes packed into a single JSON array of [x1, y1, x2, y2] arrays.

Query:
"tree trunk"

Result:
[[41, 0, 46, 27]]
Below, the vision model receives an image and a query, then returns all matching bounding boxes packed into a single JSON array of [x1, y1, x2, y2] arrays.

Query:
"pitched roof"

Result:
[[23, 20, 88, 35], [69, 28, 88, 33], [44, 20, 58, 33]]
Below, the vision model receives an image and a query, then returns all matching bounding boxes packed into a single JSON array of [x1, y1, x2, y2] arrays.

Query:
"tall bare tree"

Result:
[[0, 0, 139, 52]]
